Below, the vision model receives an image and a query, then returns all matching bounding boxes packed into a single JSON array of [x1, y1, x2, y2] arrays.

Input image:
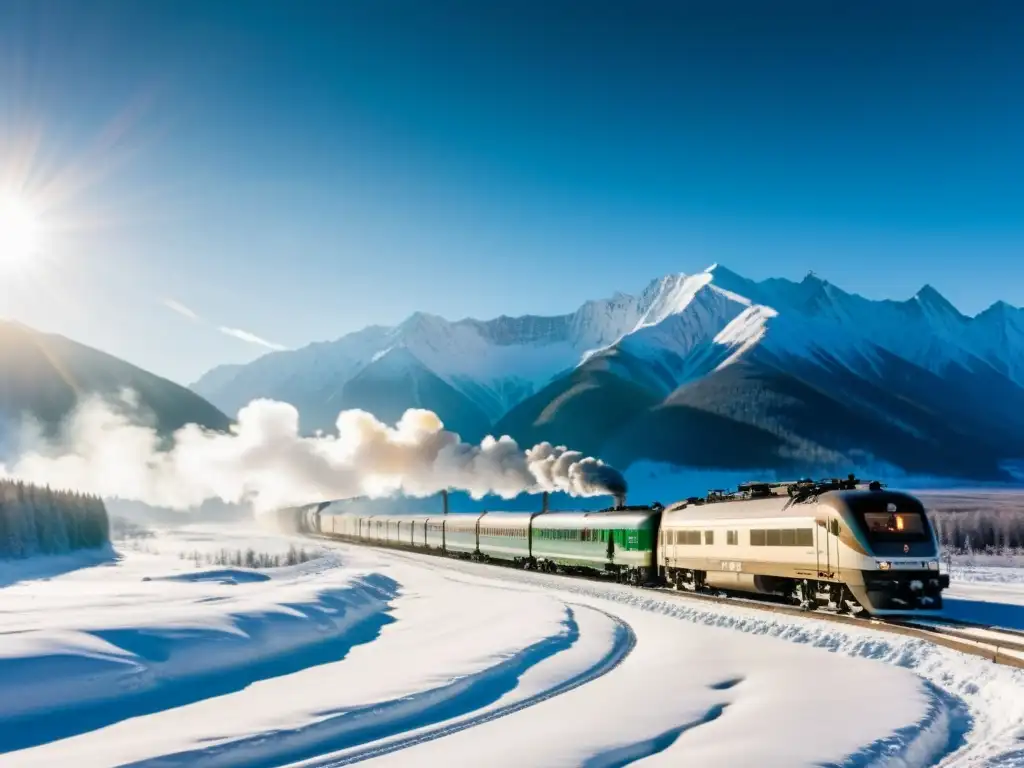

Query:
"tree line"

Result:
[[0, 479, 110, 558], [181, 545, 317, 569], [926, 505, 1024, 554]]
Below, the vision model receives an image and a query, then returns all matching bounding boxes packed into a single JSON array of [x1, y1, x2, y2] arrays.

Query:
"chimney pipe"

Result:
[[442, 489, 449, 515], [614, 493, 626, 509], [541, 491, 549, 514]]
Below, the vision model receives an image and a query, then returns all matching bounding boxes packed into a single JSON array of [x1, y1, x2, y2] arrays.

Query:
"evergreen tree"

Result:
[[0, 479, 111, 560]]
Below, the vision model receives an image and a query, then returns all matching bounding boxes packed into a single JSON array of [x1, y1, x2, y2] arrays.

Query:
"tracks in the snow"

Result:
[[312, 604, 637, 767]]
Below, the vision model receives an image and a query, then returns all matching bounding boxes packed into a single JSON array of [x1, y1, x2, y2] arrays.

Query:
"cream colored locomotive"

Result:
[[659, 478, 948, 615]]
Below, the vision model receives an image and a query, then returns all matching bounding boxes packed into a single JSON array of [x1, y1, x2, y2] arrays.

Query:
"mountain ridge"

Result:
[[0, 320, 231, 446], [191, 266, 1024, 480]]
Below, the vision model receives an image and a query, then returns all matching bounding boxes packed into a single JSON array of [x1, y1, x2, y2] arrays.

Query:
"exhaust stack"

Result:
[[442, 489, 449, 515], [614, 493, 626, 509], [541, 491, 549, 513]]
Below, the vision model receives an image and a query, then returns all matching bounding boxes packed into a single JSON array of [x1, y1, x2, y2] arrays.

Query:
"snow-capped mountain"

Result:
[[192, 266, 1024, 481]]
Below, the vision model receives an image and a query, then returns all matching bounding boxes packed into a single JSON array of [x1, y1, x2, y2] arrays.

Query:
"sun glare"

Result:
[[0, 195, 41, 270]]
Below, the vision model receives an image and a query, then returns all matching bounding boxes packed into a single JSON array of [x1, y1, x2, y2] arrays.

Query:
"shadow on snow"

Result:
[[0, 586, 397, 754]]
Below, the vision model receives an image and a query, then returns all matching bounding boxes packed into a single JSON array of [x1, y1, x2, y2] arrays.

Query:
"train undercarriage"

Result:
[[485, 554, 653, 587], [661, 566, 947, 615]]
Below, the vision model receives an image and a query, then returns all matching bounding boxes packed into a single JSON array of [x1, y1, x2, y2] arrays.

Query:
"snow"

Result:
[[712, 303, 779, 371], [358, 597, 931, 768], [364, 546, 1024, 768], [943, 571, 1024, 631], [3, 524, 1024, 767]]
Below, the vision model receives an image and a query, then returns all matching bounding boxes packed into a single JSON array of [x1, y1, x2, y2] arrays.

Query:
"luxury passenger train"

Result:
[[280, 475, 950, 616]]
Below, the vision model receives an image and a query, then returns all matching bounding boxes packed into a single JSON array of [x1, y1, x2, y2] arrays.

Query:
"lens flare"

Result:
[[0, 195, 41, 270]]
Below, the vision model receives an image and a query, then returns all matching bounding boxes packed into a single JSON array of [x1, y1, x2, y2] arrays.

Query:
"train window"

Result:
[[780, 529, 795, 547], [796, 529, 813, 546], [860, 511, 926, 539], [677, 530, 698, 545], [727, 530, 738, 545], [751, 529, 766, 546], [704, 531, 714, 545]]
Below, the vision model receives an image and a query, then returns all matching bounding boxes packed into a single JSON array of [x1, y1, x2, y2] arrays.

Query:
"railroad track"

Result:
[[642, 585, 1024, 668], [309, 533, 1024, 670]]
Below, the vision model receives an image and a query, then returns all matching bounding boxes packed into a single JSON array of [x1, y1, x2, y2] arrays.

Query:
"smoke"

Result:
[[0, 393, 628, 513]]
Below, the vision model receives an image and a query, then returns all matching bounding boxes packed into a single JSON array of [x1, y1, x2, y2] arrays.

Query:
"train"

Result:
[[279, 474, 950, 616]]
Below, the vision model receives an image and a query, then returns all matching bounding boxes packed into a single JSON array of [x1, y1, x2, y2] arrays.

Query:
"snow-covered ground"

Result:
[[1, 525, 1023, 767], [943, 568, 1024, 632]]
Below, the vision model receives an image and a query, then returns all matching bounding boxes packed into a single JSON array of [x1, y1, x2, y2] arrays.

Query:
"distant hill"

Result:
[[0, 320, 230, 441], [192, 265, 1024, 482]]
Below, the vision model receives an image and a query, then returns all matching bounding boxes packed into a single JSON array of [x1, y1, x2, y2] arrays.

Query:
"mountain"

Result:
[[192, 266, 1024, 481], [0, 320, 230, 442]]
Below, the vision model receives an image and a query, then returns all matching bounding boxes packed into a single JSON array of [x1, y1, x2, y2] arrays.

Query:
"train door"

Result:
[[816, 516, 841, 580]]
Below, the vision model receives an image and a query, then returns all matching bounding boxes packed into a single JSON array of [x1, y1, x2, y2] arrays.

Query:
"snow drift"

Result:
[[0, 392, 627, 513]]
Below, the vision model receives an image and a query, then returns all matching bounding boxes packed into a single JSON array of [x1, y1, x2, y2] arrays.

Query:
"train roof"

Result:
[[661, 486, 923, 523], [531, 509, 659, 530], [478, 512, 538, 526]]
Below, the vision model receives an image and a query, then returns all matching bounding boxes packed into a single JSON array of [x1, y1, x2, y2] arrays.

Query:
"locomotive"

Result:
[[282, 475, 949, 616]]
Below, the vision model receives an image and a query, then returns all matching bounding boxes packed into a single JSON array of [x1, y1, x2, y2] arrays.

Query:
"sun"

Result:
[[0, 195, 41, 270]]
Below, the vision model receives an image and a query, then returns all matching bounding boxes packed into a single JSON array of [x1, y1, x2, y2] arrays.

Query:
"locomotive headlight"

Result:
[[876, 560, 892, 570], [927, 561, 939, 571]]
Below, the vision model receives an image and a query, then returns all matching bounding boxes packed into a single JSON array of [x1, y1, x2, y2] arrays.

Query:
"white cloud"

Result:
[[161, 298, 286, 353], [218, 326, 287, 351], [162, 298, 201, 322]]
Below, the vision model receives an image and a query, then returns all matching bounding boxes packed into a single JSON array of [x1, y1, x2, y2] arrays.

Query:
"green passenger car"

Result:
[[530, 510, 660, 583], [443, 512, 484, 555], [477, 512, 535, 563]]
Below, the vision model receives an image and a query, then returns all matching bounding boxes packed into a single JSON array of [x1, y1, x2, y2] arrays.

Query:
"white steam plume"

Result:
[[0, 393, 627, 513]]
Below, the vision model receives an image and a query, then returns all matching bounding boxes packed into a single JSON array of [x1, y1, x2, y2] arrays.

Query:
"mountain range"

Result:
[[192, 265, 1024, 482]]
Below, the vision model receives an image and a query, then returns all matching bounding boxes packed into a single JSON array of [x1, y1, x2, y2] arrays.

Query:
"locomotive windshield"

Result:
[[858, 510, 929, 542]]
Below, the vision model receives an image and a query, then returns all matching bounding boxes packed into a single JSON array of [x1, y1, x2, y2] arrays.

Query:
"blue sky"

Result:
[[1, 1, 1023, 386]]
